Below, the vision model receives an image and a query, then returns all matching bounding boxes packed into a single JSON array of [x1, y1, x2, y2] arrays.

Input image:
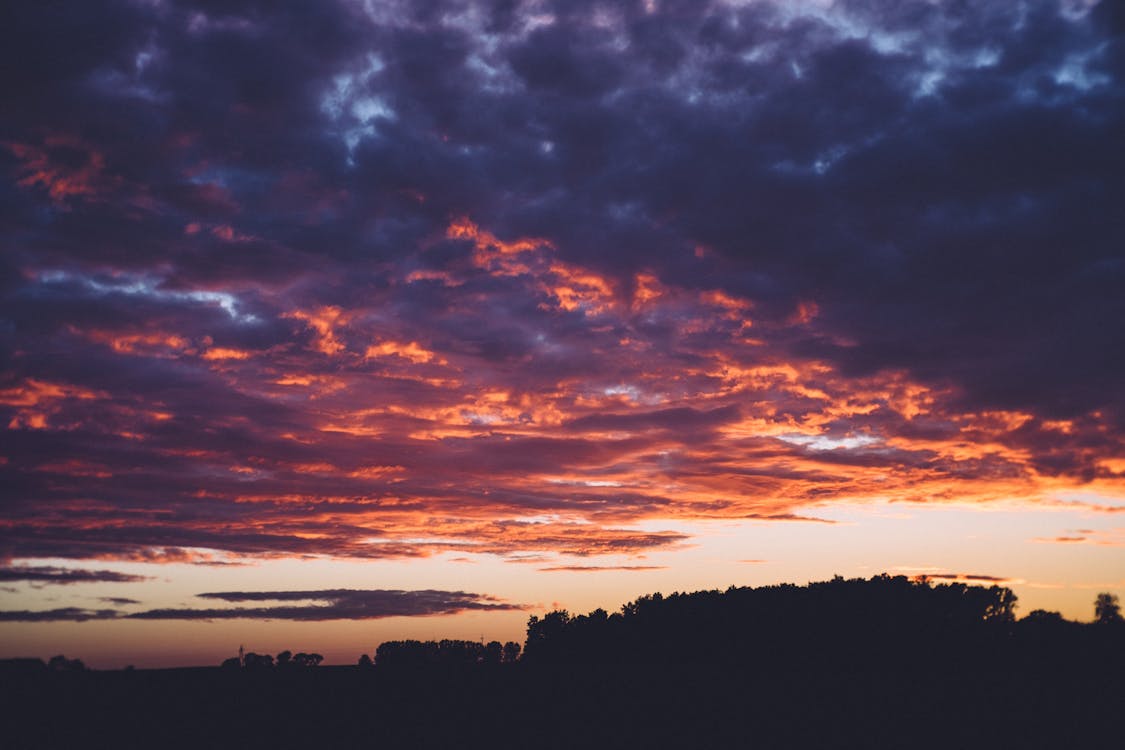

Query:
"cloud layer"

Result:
[[0, 565, 150, 585], [1, 0, 1123, 567], [0, 588, 522, 622]]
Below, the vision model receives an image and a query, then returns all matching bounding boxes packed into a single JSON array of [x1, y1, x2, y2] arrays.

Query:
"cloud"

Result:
[[909, 573, 1014, 584], [0, 565, 150, 585], [0, 607, 121, 622], [1032, 528, 1125, 547], [99, 597, 141, 606], [126, 588, 524, 621], [0, 588, 524, 622], [537, 565, 666, 573], [0, 0, 1122, 567]]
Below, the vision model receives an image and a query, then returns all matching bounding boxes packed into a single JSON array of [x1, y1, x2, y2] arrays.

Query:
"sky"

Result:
[[1, 0, 1123, 668]]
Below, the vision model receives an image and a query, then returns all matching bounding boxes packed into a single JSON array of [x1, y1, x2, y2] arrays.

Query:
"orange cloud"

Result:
[[0, 379, 102, 407], [365, 340, 441, 364], [76, 327, 193, 357], [3, 379, 105, 432], [201, 347, 253, 361], [285, 306, 352, 355], [6, 135, 115, 205]]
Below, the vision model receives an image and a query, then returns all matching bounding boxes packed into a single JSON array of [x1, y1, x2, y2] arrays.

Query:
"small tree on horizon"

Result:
[[1094, 593, 1123, 625]]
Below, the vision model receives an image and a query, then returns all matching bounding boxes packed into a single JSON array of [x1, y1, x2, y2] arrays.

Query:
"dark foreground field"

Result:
[[2, 658, 1122, 749]]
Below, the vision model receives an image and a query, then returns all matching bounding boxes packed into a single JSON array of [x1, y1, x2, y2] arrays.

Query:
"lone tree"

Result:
[[1094, 593, 1123, 625]]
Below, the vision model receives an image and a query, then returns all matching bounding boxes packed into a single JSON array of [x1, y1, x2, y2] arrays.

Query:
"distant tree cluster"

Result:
[[47, 655, 85, 672], [370, 639, 521, 670], [0, 655, 86, 675], [220, 650, 322, 670]]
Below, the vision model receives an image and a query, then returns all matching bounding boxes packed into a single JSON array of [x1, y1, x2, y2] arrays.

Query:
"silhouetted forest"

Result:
[[521, 575, 1123, 669], [3, 576, 1123, 749]]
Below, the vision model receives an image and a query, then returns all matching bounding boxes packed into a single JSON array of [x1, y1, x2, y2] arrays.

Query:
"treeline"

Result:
[[211, 640, 523, 671], [367, 638, 522, 669], [362, 576, 1123, 672], [522, 574, 1124, 668], [220, 649, 323, 670], [0, 655, 86, 675], [6, 576, 1121, 674]]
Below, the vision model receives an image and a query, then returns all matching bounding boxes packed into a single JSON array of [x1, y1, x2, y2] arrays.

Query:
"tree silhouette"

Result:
[[520, 575, 1030, 667], [524, 609, 571, 661], [243, 652, 274, 670], [1023, 609, 1067, 625], [1094, 593, 1123, 624], [293, 652, 323, 667], [47, 655, 85, 672], [373, 638, 523, 669], [482, 640, 503, 664], [357, 653, 373, 668]]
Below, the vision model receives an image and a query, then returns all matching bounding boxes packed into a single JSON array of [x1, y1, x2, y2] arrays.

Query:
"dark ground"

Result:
[[2, 658, 1121, 749]]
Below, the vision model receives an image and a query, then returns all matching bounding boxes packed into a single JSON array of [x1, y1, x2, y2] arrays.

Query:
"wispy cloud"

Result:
[[0, 566, 150, 585], [908, 573, 1016, 584], [0, 589, 525, 623], [127, 589, 524, 621], [0, 607, 121, 623]]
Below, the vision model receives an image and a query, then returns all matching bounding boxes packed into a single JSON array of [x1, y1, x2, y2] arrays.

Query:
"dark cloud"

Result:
[[127, 588, 524, 621], [0, 588, 522, 622], [99, 596, 142, 606], [0, 566, 150, 585], [0, 0, 1122, 565], [0, 607, 121, 623]]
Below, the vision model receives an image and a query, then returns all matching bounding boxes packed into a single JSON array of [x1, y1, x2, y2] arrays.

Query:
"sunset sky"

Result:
[[2, 0, 1123, 668]]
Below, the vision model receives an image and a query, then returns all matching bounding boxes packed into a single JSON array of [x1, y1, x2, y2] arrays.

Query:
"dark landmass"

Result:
[[3, 576, 1123, 749]]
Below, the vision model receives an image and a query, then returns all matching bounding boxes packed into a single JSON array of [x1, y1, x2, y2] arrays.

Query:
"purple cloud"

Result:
[[127, 588, 525, 621], [0, 566, 150, 585]]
